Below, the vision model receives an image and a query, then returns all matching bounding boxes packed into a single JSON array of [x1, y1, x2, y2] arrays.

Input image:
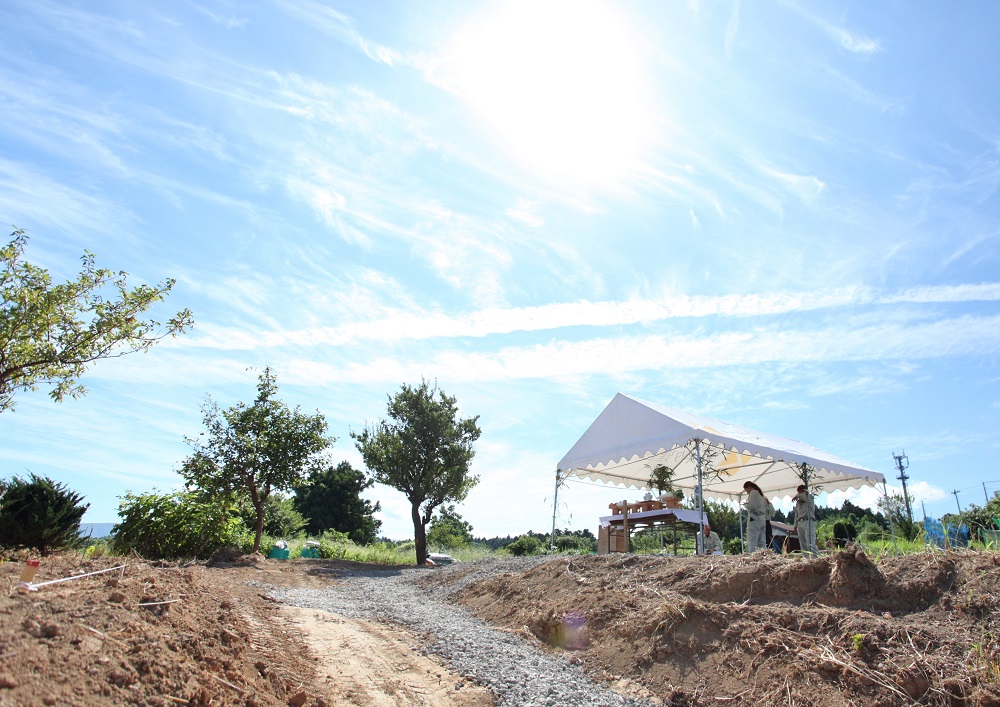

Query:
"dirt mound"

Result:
[[0, 553, 321, 706], [0, 553, 491, 707], [4, 549, 999, 706], [207, 546, 267, 567], [448, 550, 1000, 705]]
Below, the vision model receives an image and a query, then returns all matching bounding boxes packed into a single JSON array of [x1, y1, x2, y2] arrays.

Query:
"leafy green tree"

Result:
[[237, 493, 308, 539], [110, 490, 251, 559], [181, 368, 331, 553], [352, 380, 482, 565], [427, 504, 474, 550], [0, 228, 192, 413], [702, 498, 741, 542], [0, 473, 89, 554], [293, 460, 382, 544], [878, 491, 919, 541]]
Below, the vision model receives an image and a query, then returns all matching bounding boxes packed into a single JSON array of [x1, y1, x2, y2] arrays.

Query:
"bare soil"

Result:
[[437, 547, 1000, 706], [0, 552, 491, 707], [0, 547, 998, 706]]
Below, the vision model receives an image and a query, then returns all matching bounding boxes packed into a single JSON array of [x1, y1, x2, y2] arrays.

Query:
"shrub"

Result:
[[833, 520, 858, 548], [317, 530, 352, 559], [507, 534, 540, 556], [0, 473, 89, 554], [111, 491, 252, 559]]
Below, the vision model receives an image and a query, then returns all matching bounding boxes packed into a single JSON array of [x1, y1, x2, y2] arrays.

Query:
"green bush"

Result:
[[111, 490, 253, 559], [0, 473, 89, 554], [832, 520, 858, 548], [317, 530, 352, 559], [723, 537, 742, 555], [507, 534, 540, 556]]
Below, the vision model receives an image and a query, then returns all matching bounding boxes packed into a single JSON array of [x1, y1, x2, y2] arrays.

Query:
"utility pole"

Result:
[[985, 482, 991, 505], [952, 489, 962, 514], [892, 450, 913, 524]]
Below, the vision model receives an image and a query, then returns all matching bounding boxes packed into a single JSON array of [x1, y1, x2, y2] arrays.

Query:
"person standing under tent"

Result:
[[795, 484, 819, 553], [744, 481, 768, 552]]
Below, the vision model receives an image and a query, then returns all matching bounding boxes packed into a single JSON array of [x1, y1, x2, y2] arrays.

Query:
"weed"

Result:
[[851, 633, 865, 652], [971, 632, 1000, 683]]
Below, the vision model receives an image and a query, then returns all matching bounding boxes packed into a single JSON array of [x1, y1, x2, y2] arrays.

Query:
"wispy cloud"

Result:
[[723, 0, 740, 57], [189, 2, 247, 30], [179, 283, 1000, 351], [247, 310, 1000, 388], [825, 68, 904, 114], [272, 0, 401, 67], [0, 159, 139, 252], [761, 167, 826, 204], [780, 1, 882, 55]]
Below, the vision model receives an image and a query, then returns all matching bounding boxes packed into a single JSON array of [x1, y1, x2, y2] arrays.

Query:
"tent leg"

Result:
[[739, 496, 745, 553], [695, 439, 704, 555], [550, 469, 561, 552], [883, 481, 899, 556]]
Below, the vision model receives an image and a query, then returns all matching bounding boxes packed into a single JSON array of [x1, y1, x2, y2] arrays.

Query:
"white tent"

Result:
[[557, 393, 885, 501]]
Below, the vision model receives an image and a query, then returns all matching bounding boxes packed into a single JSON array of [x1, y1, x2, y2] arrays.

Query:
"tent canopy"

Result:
[[558, 393, 884, 501]]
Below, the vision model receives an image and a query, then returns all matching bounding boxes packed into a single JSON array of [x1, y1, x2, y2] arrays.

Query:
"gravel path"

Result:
[[262, 557, 654, 707]]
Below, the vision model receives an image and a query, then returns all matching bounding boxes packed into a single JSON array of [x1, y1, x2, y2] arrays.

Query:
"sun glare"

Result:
[[447, 0, 652, 188]]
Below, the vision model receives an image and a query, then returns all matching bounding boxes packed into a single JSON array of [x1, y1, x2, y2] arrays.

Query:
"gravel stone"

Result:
[[261, 557, 655, 707]]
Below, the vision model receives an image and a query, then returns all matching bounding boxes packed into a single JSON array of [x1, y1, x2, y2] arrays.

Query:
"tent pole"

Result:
[[695, 439, 704, 555], [739, 493, 745, 553], [882, 480, 899, 556], [550, 469, 561, 552]]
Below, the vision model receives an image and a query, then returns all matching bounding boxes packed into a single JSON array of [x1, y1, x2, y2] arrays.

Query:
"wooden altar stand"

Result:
[[597, 499, 707, 555]]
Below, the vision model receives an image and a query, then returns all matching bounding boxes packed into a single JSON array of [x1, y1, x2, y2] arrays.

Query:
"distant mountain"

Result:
[[80, 523, 116, 539]]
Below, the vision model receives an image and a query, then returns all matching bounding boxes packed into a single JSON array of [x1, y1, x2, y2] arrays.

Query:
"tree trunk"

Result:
[[252, 500, 265, 554], [412, 501, 427, 565]]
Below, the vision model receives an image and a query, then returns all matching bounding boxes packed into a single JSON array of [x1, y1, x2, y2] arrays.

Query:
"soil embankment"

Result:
[[1, 549, 998, 706]]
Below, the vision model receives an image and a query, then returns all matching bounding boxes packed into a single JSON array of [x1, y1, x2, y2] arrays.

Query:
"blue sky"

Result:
[[2, 0, 1000, 539]]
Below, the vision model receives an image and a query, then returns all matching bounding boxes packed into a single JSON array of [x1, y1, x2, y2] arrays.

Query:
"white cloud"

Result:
[[506, 199, 545, 228], [175, 283, 1000, 352]]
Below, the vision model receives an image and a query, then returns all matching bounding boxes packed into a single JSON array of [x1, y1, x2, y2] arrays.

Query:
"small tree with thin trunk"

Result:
[[181, 368, 331, 553], [352, 380, 481, 565]]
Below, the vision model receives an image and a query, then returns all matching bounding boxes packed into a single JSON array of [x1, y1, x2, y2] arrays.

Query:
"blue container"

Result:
[[268, 547, 290, 560], [300, 547, 320, 558]]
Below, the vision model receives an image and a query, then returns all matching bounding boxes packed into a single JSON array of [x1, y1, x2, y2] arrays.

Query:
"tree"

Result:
[[0, 473, 89, 554], [702, 498, 741, 541], [0, 229, 192, 413], [352, 380, 481, 565], [427, 504, 474, 550], [878, 491, 919, 541], [181, 368, 331, 553], [293, 460, 382, 544]]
